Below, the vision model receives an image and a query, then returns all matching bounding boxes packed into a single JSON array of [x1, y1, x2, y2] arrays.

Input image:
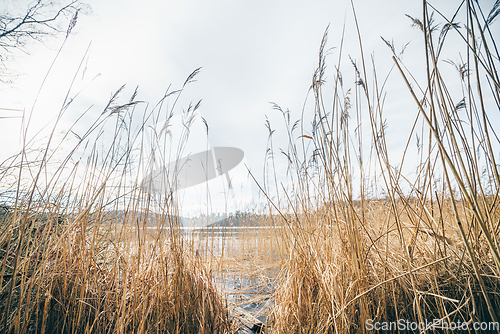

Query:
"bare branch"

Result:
[[0, 0, 85, 83], [0, 0, 81, 59]]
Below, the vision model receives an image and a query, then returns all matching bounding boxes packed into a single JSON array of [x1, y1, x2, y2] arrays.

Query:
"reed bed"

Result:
[[0, 64, 232, 333], [1, 0, 499, 333], [263, 1, 500, 332]]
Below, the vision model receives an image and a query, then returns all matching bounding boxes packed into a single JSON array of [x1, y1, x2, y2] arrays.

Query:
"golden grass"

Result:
[[269, 202, 499, 333], [0, 200, 232, 334], [0, 63, 233, 332], [1, 1, 500, 333], [261, 1, 500, 332]]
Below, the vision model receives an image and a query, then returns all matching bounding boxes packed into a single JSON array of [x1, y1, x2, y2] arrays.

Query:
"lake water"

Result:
[[187, 227, 281, 332], [132, 225, 281, 331]]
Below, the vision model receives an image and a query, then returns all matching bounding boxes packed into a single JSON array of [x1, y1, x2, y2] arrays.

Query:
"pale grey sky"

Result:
[[0, 0, 498, 216]]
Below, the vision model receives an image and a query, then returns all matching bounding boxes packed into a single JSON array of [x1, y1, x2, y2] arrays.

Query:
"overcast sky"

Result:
[[0, 0, 498, 217]]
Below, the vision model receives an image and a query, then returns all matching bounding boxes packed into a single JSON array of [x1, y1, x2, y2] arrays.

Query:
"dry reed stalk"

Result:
[[262, 1, 500, 332], [0, 65, 232, 333]]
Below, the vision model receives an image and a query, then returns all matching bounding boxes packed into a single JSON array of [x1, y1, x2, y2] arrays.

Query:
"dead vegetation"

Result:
[[1, 1, 499, 333]]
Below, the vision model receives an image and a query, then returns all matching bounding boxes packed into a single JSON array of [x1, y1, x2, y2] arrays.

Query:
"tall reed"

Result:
[[0, 61, 232, 332], [264, 1, 500, 332]]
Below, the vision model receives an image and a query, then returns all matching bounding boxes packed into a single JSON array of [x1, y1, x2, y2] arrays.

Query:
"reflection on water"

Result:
[[188, 227, 281, 332], [135, 225, 281, 331]]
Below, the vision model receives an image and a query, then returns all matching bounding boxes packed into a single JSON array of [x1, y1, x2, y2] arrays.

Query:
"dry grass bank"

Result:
[[1, 1, 499, 333], [262, 1, 500, 332], [0, 66, 233, 333]]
